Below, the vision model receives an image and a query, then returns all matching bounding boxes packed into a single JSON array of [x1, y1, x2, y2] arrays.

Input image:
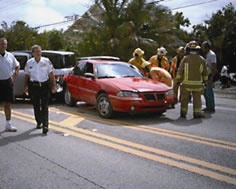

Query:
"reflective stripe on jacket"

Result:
[[176, 54, 208, 89]]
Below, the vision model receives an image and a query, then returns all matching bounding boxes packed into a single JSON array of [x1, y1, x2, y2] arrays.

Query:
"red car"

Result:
[[63, 58, 176, 118]]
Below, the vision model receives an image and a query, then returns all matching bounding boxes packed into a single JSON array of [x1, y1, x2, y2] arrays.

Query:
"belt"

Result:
[[30, 80, 49, 87]]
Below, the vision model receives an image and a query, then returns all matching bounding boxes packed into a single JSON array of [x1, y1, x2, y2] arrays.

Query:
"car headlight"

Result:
[[166, 89, 174, 97], [117, 91, 139, 97]]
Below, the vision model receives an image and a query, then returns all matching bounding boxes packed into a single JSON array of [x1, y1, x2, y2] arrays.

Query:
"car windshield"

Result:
[[96, 63, 143, 79]]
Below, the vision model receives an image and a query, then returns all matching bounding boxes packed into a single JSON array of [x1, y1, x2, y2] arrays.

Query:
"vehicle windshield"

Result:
[[43, 53, 75, 69], [65, 54, 76, 68], [96, 63, 143, 79]]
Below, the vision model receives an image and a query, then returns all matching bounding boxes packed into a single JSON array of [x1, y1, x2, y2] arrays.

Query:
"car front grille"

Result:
[[142, 92, 165, 102]]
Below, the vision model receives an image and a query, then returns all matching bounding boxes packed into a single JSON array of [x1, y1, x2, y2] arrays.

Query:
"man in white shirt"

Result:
[[220, 64, 230, 88], [24, 45, 57, 134], [202, 41, 217, 113], [0, 38, 20, 132]]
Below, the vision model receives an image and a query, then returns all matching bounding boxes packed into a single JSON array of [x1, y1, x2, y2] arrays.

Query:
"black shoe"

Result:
[[202, 108, 215, 113], [36, 123, 42, 129], [180, 113, 186, 118], [194, 114, 205, 119], [42, 127, 48, 134]]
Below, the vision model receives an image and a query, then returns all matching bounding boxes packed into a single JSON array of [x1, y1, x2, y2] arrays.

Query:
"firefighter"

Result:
[[176, 41, 208, 119], [150, 67, 172, 87], [128, 48, 146, 73], [170, 46, 185, 99], [149, 47, 170, 71], [141, 61, 152, 77]]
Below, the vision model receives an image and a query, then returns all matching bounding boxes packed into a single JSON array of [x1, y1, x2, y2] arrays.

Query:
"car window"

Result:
[[73, 61, 86, 76], [14, 55, 28, 70], [42, 53, 75, 69], [97, 63, 143, 78], [42, 53, 63, 69], [65, 55, 76, 68], [83, 63, 94, 75]]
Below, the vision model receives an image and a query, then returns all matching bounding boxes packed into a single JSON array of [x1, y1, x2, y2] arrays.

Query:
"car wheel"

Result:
[[96, 93, 113, 118], [64, 88, 76, 106]]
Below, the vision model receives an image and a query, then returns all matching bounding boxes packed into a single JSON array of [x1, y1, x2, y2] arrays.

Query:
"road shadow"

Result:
[[170, 117, 203, 127], [0, 128, 46, 147], [110, 111, 213, 127]]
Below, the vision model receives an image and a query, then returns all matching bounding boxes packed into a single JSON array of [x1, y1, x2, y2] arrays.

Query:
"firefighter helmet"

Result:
[[187, 41, 200, 50], [177, 46, 184, 55], [157, 47, 167, 55], [133, 48, 144, 57], [141, 61, 151, 69]]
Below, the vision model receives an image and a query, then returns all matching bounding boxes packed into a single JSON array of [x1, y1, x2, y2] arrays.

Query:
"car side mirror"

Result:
[[84, 73, 94, 79]]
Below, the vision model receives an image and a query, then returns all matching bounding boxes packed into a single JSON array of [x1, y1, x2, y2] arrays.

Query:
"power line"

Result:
[[34, 0, 218, 29], [171, 0, 217, 11], [0, 0, 32, 15], [34, 20, 75, 30]]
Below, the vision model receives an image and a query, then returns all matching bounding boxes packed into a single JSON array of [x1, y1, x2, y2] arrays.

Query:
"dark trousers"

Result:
[[29, 81, 50, 128]]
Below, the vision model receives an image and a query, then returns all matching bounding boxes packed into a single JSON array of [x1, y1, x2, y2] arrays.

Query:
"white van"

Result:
[[12, 50, 75, 100]]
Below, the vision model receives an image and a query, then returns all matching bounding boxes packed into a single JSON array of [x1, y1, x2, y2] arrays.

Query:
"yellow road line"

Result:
[[12, 110, 236, 177], [8, 112, 236, 186], [140, 125, 236, 147], [50, 107, 236, 149], [124, 126, 236, 151], [59, 116, 84, 127]]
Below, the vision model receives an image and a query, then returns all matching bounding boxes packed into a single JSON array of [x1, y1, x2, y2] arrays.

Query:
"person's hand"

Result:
[[11, 73, 17, 83], [51, 86, 57, 94], [24, 86, 29, 96], [208, 77, 213, 85]]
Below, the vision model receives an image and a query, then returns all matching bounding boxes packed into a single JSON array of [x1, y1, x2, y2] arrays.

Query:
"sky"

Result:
[[0, 0, 235, 33]]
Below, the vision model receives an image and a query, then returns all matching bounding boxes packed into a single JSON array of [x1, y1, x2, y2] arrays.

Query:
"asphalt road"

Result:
[[0, 94, 236, 189]]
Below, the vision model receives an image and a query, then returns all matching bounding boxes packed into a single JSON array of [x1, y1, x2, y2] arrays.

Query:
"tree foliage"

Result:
[[1, 1, 234, 72], [191, 3, 236, 72], [74, 0, 190, 61], [48, 30, 65, 50]]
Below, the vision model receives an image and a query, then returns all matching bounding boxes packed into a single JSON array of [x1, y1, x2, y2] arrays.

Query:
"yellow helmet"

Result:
[[141, 61, 151, 69], [177, 46, 184, 55], [133, 48, 144, 57]]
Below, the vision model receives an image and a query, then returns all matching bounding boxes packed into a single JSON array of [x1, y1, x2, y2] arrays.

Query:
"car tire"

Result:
[[96, 93, 113, 118], [64, 88, 76, 106]]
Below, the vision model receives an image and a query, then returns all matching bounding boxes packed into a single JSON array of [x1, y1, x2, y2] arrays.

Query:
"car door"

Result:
[[79, 62, 99, 105], [13, 54, 30, 97], [66, 61, 86, 100]]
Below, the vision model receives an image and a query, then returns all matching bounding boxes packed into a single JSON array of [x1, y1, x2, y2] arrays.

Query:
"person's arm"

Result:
[[170, 57, 176, 77], [49, 72, 57, 94], [24, 74, 30, 96], [11, 55, 20, 83], [209, 63, 216, 84], [11, 65, 20, 83], [164, 57, 170, 71], [202, 60, 208, 86], [176, 58, 185, 84], [208, 53, 217, 84]]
